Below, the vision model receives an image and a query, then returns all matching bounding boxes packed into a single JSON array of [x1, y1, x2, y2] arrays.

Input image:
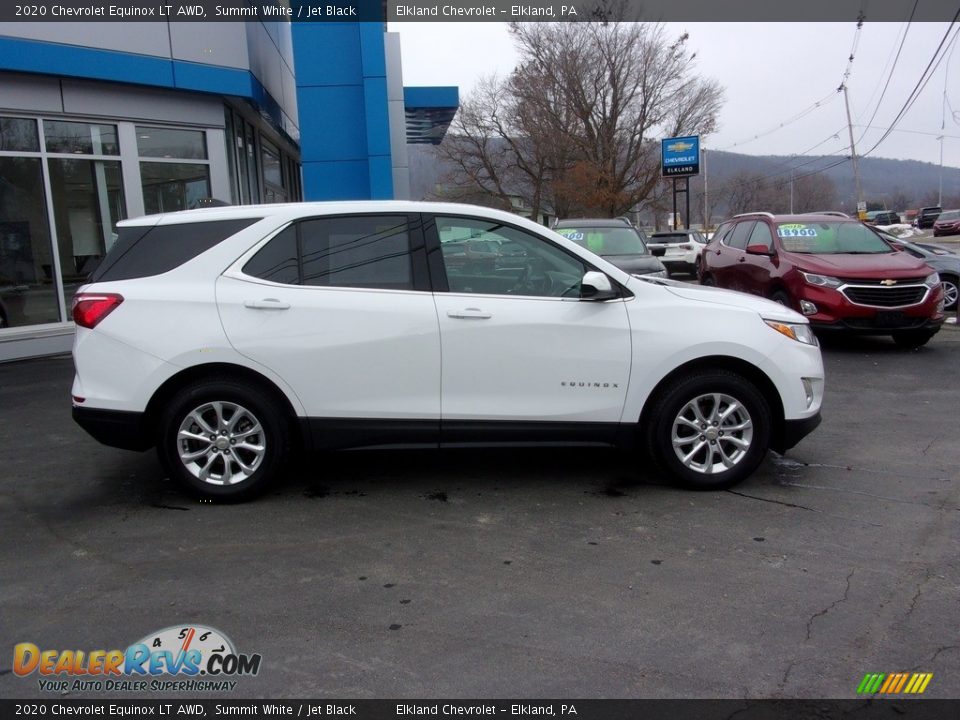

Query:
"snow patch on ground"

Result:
[[875, 223, 921, 238]]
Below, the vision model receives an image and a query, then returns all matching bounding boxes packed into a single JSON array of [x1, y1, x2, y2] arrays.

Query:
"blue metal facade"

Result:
[[290, 21, 394, 200]]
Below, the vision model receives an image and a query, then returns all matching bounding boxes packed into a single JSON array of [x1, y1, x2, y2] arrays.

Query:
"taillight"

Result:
[[679, 244, 693, 250], [72, 293, 124, 329]]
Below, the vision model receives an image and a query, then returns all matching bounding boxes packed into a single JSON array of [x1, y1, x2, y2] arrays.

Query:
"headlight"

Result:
[[764, 319, 818, 346], [800, 271, 843, 289], [923, 272, 940, 288]]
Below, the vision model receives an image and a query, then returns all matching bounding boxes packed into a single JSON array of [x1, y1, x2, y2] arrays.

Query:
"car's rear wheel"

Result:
[[644, 370, 771, 490], [157, 379, 291, 501], [891, 329, 937, 350], [940, 275, 958, 311]]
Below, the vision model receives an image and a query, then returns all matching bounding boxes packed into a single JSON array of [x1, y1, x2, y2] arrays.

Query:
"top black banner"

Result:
[[1, 0, 958, 23]]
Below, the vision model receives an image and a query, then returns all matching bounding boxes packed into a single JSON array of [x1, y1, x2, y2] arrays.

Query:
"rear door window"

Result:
[[243, 215, 422, 291]]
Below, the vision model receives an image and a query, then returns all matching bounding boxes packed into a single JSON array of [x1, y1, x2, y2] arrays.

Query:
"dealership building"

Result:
[[0, 16, 458, 360]]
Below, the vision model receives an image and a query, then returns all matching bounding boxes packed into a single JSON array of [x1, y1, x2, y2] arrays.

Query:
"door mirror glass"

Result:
[[580, 271, 618, 300], [745, 243, 772, 255]]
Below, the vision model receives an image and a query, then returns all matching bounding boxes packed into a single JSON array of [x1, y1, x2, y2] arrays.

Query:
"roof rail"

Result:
[[803, 210, 850, 218], [733, 211, 775, 219]]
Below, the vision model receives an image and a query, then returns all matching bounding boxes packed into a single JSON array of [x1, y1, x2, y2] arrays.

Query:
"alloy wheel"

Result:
[[671, 393, 754, 475], [176, 401, 265, 485]]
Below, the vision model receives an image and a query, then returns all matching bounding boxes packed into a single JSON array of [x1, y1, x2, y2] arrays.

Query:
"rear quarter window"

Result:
[[91, 218, 260, 282]]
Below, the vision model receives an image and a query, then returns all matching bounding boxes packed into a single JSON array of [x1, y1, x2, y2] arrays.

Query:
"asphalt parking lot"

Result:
[[1, 327, 959, 699]]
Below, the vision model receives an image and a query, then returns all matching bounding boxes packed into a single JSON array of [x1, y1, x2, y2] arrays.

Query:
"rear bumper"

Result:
[[72, 405, 152, 451], [774, 411, 822, 453]]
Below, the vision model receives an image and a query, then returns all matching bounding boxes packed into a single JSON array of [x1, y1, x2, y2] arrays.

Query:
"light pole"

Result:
[[938, 135, 945, 207], [702, 147, 709, 228]]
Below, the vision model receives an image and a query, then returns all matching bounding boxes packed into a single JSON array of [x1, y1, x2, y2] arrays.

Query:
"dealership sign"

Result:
[[661, 135, 700, 178]]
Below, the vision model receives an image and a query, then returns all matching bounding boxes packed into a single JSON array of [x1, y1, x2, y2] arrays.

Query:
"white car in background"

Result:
[[647, 229, 709, 276], [71, 201, 824, 500]]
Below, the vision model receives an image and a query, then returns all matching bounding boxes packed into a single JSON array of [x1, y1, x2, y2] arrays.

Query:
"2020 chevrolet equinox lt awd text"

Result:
[[72, 202, 824, 500]]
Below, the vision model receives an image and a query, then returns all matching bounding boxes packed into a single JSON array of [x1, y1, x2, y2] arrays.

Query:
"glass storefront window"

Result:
[[48, 158, 126, 310], [43, 121, 119, 156], [136, 126, 207, 159], [140, 162, 211, 214], [0, 117, 39, 152], [0, 157, 60, 328], [261, 140, 287, 204]]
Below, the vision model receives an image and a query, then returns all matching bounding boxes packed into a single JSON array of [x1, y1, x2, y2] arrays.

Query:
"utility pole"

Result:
[[842, 84, 865, 219]]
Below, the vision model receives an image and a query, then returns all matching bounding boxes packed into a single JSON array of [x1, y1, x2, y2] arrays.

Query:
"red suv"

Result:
[[699, 213, 945, 348]]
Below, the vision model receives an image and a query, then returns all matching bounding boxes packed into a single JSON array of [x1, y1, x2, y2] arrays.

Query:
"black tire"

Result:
[[941, 274, 958, 311], [156, 378, 292, 501], [891, 329, 937, 350], [694, 256, 702, 276], [643, 369, 772, 490], [701, 274, 716, 287], [770, 289, 791, 308]]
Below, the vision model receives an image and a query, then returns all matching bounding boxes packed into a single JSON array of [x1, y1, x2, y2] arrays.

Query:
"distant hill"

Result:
[[408, 143, 960, 220], [697, 150, 960, 213]]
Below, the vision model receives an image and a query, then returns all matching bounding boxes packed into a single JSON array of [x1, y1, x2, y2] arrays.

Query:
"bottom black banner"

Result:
[[3, 700, 959, 720]]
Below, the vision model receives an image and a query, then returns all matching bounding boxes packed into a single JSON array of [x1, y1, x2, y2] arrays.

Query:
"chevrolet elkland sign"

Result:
[[661, 135, 701, 178]]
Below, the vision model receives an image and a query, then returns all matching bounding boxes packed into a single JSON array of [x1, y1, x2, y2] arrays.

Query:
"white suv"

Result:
[[71, 201, 824, 500]]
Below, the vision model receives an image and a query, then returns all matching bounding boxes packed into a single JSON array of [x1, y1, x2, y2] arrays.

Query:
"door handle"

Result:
[[244, 298, 291, 310], [447, 308, 492, 319], [738, 257, 746, 263]]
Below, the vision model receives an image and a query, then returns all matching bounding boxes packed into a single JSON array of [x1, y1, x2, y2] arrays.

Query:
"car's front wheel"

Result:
[[644, 370, 772, 490], [157, 379, 291, 501], [940, 274, 958, 311]]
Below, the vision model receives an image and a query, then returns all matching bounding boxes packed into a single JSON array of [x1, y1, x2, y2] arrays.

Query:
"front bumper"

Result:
[[773, 411, 822, 453], [72, 406, 152, 451], [798, 283, 943, 334], [810, 317, 944, 334]]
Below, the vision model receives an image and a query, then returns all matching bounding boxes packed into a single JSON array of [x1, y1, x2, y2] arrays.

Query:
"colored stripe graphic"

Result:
[[858, 672, 933, 694]]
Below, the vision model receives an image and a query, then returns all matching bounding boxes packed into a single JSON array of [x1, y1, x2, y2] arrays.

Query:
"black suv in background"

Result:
[[552, 218, 666, 278], [917, 206, 942, 229]]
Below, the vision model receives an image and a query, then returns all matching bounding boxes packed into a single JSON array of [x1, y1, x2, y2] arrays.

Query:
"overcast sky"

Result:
[[389, 21, 960, 170]]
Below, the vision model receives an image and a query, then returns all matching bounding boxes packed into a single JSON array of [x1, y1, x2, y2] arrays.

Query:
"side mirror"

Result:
[[580, 271, 619, 301], [745, 244, 773, 255]]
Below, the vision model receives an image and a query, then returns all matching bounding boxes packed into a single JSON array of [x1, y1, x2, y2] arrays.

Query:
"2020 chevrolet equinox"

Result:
[[71, 202, 824, 500]]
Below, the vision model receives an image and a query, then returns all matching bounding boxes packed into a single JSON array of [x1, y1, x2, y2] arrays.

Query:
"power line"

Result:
[[716, 91, 838, 152], [853, 0, 919, 146], [861, 17, 960, 158], [854, 124, 960, 140]]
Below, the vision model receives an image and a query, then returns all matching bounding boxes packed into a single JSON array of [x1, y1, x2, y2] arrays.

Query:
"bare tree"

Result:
[[436, 20, 723, 219], [792, 173, 837, 213], [723, 171, 770, 216]]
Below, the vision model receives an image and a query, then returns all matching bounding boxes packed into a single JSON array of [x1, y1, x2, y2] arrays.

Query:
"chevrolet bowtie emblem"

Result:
[[881, 279, 897, 286], [667, 141, 694, 152]]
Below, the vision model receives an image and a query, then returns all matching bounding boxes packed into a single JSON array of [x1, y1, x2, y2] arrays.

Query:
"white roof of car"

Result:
[[118, 201, 530, 227]]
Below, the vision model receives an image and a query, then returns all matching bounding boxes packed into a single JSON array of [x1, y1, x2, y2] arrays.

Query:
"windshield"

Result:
[[554, 227, 647, 255], [938, 210, 960, 221], [776, 222, 894, 254]]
